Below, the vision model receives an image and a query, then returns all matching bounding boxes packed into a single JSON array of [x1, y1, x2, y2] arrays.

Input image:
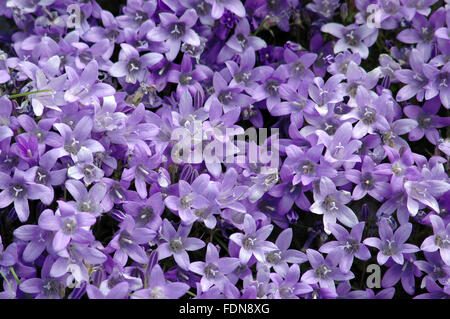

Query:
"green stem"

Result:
[[0, 270, 13, 296], [186, 290, 196, 297], [8, 89, 54, 99], [252, 16, 269, 36], [9, 267, 21, 285]]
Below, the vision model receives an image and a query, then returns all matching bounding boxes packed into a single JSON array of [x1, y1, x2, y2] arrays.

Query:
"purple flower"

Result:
[[415, 251, 450, 286], [0, 97, 14, 142], [404, 96, 450, 144], [122, 192, 164, 228], [282, 143, 337, 187], [345, 156, 391, 202], [281, 49, 316, 91], [250, 65, 288, 111], [157, 219, 205, 270], [319, 222, 371, 273], [86, 282, 129, 299], [421, 214, 450, 265], [308, 74, 345, 115], [423, 62, 450, 109], [53, 115, 105, 161], [121, 145, 160, 199], [19, 255, 67, 299], [270, 264, 313, 299], [204, 71, 253, 113], [321, 23, 377, 59], [189, 243, 240, 291], [301, 249, 354, 292], [0, 167, 52, 222], [38, 201, 96, 252], [64, 59, 115, 105], [67, 147, 105, 185], [109, 43, 163, 84], [64, 179, 106, 217], [404, 177, 450, 216], [164, 174, 211, 225], [306, 0, 341, 19], [116, 0, 157, 29], [109, 215, 157, 265], [341, 87, 390, 139], [396, 8, 445, 58], [205, 0, 245, 20], [167, 54, 210, 100], [414, 277, 450, 299], [394, 48, 430, 102], [381, 256, 422, 295], [132, 264, 190, 299], [17, 58, 66, 116], [316, 122, 362, 169], [310, 177, 359, 234], [13, 215, 53, 262], [147, 9, 200, 61], [217, 18, 266, 63], [364, 219, 419, 265], [261, 228, 307, 277], [229, 214, 276, 264], [0, 236, 17, 267]]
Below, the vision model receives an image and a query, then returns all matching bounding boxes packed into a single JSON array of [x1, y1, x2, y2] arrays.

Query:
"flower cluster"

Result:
[[0, 0, 448, 299]]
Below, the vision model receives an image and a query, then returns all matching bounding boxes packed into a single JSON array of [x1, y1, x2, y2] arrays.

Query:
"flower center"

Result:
[[134, 10, 148, 24], [236, 34, 248, 49], [434, 234, 450, 249], [149, 286, 165, 299], [180, 194, 194, 209], [421, 26, 434, 42], [64, 138, 81, 154], [42, 279, 61, 297], [83, 164, 96, 178], [35, 168, 48, 184], [344, 30, 360, 46], [297, 160, 316, 176], [217, 90, 234, 105], [179, 72, 193, 85], [382, 239, 397, 256], [332, 142, 345, 159], [11, 184, 25, 198], [169, 237, 184, 253], [265, 79, 280, 96], [62, 218, 77, 235], [242, 235, 257, 250], [361, 172, 375, 190], [204, 263, 220, 279], [137, 206, 154, 225], [361, 107, 377, 125], [278, 286, 294, 298], [314, 264, 331, 279], [195, 1, 211, 16], [169, 22, 185, 39], [266, 250, 283, 264], [127, 59, 141, 74], [323, 195, 339, 213], [79, 200, 94, 213], [343, 239, 360, 254], [412, 72, 427, 87], [417, 115, 432, 129], [119, 232, 136, 250]]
